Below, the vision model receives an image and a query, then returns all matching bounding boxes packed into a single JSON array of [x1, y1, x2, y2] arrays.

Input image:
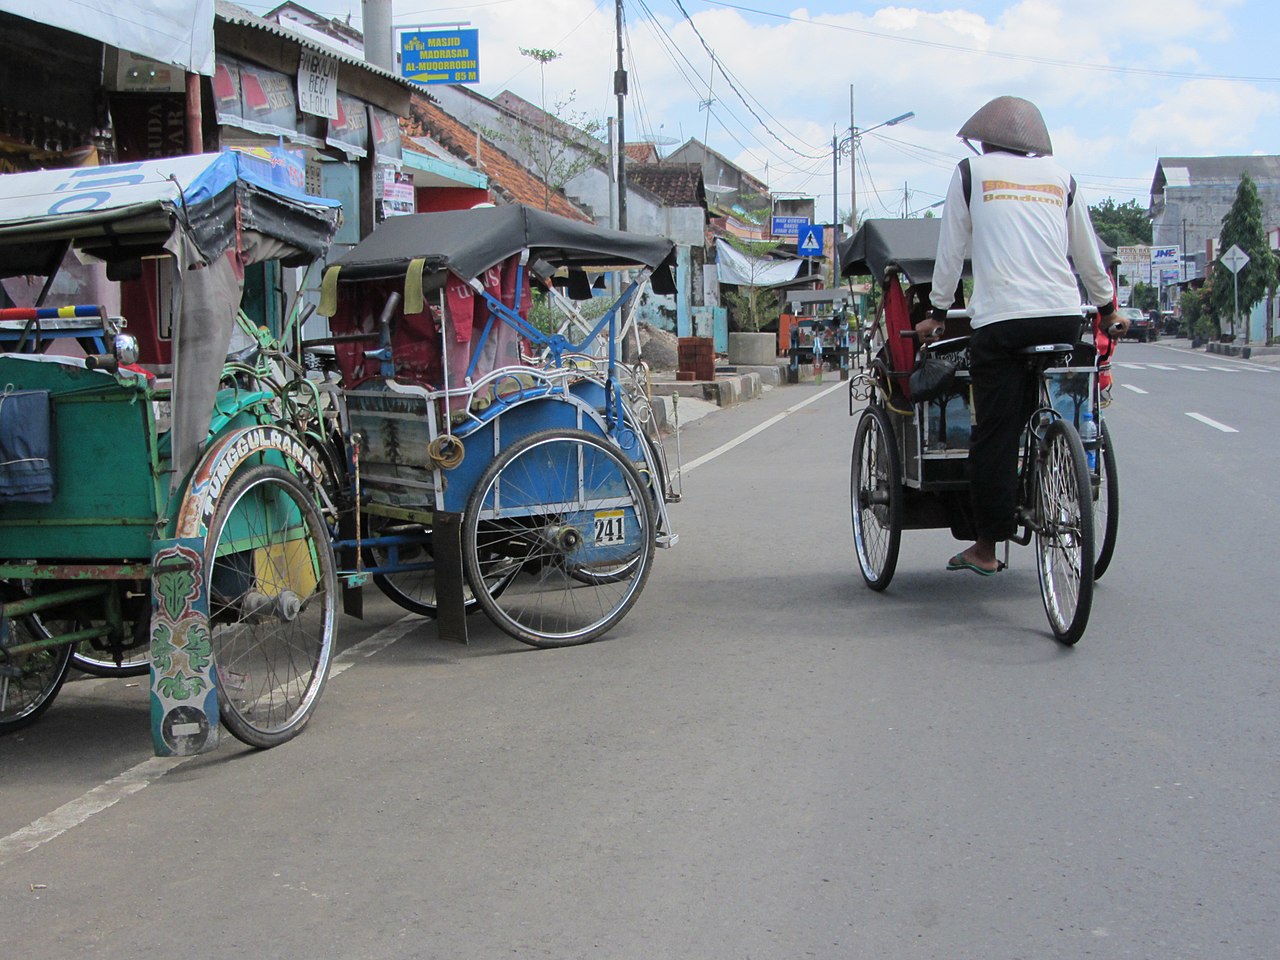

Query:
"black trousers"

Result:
[[968, 315, 1082, 542]]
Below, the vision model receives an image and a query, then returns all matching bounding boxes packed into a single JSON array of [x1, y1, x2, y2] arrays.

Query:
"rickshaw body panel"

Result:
[[0, 357, 163, 560]]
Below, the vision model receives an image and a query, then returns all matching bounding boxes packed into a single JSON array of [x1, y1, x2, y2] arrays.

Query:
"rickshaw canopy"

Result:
[[323, 203, 676, 291], [840, 219, 971, 286], [0, 152, 341, 486], [839, 216, 1116, 287]]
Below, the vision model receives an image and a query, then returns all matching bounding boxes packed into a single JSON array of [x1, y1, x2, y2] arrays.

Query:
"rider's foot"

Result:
[[946, 542, 1003, 576]]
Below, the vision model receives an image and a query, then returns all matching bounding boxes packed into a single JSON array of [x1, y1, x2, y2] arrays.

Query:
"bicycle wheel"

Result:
[[64, 585, 151, 677], [850, 404, 902, 591], [1034, 420, 1095, 645], [1092, 419, 1119, 580], [205, 464, 336, 748], [462, 428, 655, 648], [368, 518, 453, 617], [368, 518, 517, 616], [0, 614, 73, 733]]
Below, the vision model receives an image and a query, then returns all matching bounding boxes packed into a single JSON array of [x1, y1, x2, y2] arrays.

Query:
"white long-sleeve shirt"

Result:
[[929, 151, 1113, 328]]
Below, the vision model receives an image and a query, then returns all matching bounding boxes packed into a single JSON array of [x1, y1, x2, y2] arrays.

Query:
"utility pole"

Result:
[[614, 0, 628, 230], [849, 87, 856, 234], [832, 132, 840, 284]]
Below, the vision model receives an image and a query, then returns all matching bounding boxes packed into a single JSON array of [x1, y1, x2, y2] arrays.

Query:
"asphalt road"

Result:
[[2, 340, 1277, 958]]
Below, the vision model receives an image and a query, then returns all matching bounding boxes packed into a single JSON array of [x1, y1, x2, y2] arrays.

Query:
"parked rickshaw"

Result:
[[314, 204, 679, 648], [0, 153, 341, 752], [840, 219, 1120, 644]]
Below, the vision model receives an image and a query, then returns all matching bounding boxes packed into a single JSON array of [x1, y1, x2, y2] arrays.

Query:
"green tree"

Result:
[[721, 236, 781, 332], [1130, 281, 1159, 313], [1180, 286, 1216, 340], [1209, 172, 1277, 338], [1088, 198, 1152, 248], [480, 49, 604, 211]]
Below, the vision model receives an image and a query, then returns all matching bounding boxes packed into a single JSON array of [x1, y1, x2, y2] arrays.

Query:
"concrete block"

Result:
[[728, 332, 776, 366]]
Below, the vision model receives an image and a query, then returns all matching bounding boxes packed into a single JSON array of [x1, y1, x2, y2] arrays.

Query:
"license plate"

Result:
[[593, 510, 625, 545]]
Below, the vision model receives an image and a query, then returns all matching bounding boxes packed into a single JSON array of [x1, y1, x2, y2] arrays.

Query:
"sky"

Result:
[[243, 0, 1280, 223]]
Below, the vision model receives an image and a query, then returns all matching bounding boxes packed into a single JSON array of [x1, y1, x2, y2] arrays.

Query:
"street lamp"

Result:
[[831, 109, 913, 280]]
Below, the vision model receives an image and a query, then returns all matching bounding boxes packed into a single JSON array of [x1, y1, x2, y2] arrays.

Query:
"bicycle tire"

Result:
[[1092, 418, 1119, 580], [205, 464, 336, 748], [462, 428, 655, 648], [850, 404, 902, 591], [1034, 420, 1095, 645], [0, 614, 73, 733]]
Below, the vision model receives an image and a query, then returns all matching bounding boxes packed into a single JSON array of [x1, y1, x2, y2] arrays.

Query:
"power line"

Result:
[[667, 0, 828, 161], [693, 0, 1280, 85]]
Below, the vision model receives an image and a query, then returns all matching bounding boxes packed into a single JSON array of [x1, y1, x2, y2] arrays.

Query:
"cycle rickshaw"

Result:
[[313, 204, 679, 648], [0, 152, 342, 752], [840, 219, 1120, 644]]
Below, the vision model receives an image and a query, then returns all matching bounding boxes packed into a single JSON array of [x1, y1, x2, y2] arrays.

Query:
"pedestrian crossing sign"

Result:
[[797, 223, 824, 258]]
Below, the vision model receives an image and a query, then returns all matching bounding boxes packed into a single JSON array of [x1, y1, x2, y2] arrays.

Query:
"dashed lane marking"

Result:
[[1186, 412, 1239, 433], [1121, 384, 1148, 395], [680, 380, 845, 475]]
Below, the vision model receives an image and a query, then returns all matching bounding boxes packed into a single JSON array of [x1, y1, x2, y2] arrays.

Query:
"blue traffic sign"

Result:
[[400, 29, 480, 85], [797, 223, 824, 258]]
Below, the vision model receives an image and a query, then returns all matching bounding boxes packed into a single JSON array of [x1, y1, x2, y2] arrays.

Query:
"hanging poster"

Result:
[[326, 93, 368, 159]]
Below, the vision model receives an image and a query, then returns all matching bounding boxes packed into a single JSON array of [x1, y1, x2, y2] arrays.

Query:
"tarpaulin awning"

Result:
[[0, 0, 216, 75], [715, 237, 803, 288]]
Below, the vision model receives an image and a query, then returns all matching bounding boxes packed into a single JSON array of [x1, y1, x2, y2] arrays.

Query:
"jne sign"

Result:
[[297, 50, 339, 120]]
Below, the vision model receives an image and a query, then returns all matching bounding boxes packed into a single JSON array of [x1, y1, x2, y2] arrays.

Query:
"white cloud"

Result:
[[402, 0, 1280, 211]]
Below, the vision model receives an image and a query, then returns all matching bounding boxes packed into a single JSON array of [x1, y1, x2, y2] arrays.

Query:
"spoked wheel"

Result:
[[0, 613, 73, 733], [1034, 420, 1095, 645], [206, 464, 337, 748], [462, 428, 656, 648], [63, 584, 151, 678], [1092, 419, 1119, 580], [368, 517, 516, 617], [850, 404, 902, 591], [368, 517, 455, 617]]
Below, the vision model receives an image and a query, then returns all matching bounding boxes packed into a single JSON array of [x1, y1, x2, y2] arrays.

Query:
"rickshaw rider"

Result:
[[913, 95, 1127, 576]]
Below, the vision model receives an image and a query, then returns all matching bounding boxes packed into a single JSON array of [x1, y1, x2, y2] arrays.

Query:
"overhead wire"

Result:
[[693, 0, 1280, 85], [666, 0, 828, 161]]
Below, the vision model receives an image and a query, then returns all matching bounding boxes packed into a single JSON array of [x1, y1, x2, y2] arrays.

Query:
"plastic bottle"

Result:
[[1079, 408, 1098, 470]]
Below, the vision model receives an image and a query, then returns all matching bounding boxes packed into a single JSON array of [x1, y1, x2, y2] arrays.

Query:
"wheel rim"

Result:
[[464, 431, 655, 646], [851, 408, 899, 588], [207, 469, 336, 743], [1035, 424, 1094, 642], [0, 616, 73, 730]]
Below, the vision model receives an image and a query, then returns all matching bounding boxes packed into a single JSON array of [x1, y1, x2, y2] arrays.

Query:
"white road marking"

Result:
[[1186, 412, 1239, 433], [1148, 363, 1177, 370], [1208, 366, 1242, 373], [680, 380, 845, 475], [1179, 365, 1207, 371], [0, 615, 421, 866], [1116, 362, 1145, 369], [1121, 384, 1148, 395]]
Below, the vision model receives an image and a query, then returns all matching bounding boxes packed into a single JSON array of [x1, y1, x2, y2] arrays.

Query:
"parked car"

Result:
[[1116, 306, 1156, 342]]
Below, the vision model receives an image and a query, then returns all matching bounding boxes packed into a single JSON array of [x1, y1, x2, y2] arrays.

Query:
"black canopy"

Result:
[[839, 219, 968, 286], [840, 216, 1117, 286], [328, 204, 676, 292]]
